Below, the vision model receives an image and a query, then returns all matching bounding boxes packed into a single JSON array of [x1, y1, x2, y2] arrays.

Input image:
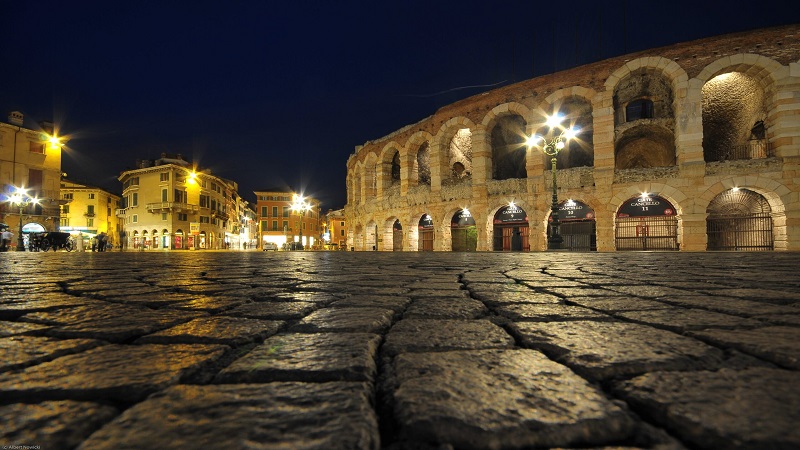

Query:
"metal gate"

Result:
[[393, 229, 403, 251], [451, 227, 477, 252], [559, 221, 596, 251], [707, 214, 773, 251], [615, 216, 679, 251]]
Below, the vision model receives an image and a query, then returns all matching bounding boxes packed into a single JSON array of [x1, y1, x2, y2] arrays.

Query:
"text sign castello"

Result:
[[617, 196, 675, 218], [549, 200, 595, 222]]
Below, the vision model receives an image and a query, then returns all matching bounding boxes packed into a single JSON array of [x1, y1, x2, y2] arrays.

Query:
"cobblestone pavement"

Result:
[[1, 251, 799, 450]]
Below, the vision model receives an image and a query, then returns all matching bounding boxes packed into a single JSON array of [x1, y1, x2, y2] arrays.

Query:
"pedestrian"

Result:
[[120, 230, 127, 251], [91, 235, 97, 252], [1, 228, 12, 252], [98, 232, 107, 252]]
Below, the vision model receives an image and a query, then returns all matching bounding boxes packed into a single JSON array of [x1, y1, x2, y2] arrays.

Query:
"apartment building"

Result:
[[0, 112, 63, 245], [323, 208, 347, 249], [117, 153, 244, 250], [254, 188, 321, 249], [59, 179, 121, 248]]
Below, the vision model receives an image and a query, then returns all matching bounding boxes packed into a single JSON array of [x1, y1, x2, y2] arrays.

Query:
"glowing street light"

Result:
[[7, 187, 40, 252], [527, 114, 580, 250], [290, 194, 312, 250]]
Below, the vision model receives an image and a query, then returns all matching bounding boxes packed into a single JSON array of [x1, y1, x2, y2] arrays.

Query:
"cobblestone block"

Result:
[[689, 326, 800, 369], [658, 295, 800, 316], [135, 316, 284, 345], [510, 321, 724, 380], [602, 284, 704, 298], [493, 303, 612, 321], [469, 283, 562, 305], [405, 281, 462, 290], [403, 297, 488, 319], [0, 321, 51, 337], [615, 368, 800, 449], [383, 319, 514, 356], [272, 291, 342, 303], [0, 343, 226, 402], [291, 307, 395, 333], [221, 301, 318, 320], [541, 286, 626, 298], [0, 336, 104, 372], [19, 304, 206, 343], [0, 294, 99, 319], [568, 297, 673, 312], [393, 349, 634, 449], [408, 288, 471, 299], [77, 382, 379, 450], [101, 291, 202, 307], [615, 308, 763, 332], [331, 295, 412, 313], [697, 288, 800, 304], [752, 313, 800, 326], [0, 401, 119, 449], [217, 332, 381, 383], [166, 295, 248, 312]]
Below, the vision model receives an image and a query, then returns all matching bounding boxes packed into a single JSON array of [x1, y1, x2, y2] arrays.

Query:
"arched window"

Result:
[[391, 152, 401, 184], [626, 99, 654, 122]]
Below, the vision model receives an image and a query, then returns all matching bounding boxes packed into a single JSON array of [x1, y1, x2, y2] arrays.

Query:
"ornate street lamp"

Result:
[[8, 187, 40, 252], [527, 115, 579, 250], [290, 194, 311, 250]]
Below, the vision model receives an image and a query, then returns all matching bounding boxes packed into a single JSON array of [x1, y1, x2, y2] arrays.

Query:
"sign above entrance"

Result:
[[451, 209, 476, 227], [418, 215, 434, 229], [550, 200, 595, 222], [617, 195, 676, 218], [190, 222, 200, 235], [494, 205, 528, 224]]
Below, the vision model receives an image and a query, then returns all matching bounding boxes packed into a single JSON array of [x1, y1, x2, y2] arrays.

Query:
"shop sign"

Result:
[[494, 205, 528, 224], [190, 222, 200, 235], [617, 195, 675, 218], [451, 210, 476, 227], [549, 200, 595, 222]]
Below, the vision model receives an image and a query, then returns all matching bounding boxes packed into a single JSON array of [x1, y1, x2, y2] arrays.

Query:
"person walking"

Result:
[[97, 232, 107, 252], [1, 228, 13, 252]]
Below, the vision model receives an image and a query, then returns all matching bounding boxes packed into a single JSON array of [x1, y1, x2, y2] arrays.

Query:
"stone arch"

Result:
[[486, 199, 532, 251], [363, 153, 378, 199], [380, 215, 403, 251], [533, 91, 596, 169], [605, 56, 688, 94], [379, 142, 402, 192], [697, 177, 788, 216], [615, 124, 676, 169], [697, 55, 784, 162], [434, 117, 477, 183], [406, 131, 434, 187], [482, 104, 530, 181]]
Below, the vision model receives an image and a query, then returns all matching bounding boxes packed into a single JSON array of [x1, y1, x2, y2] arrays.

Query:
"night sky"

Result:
[[1, 1, 795, 210]]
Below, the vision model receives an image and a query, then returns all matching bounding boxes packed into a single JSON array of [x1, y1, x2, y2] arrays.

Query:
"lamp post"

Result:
[[527, 115, 578, 250], [8, 187, 40, 252], [290, 194, 311, 250]]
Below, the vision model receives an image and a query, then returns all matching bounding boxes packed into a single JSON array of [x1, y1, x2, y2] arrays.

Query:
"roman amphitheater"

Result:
[[344, 24, 800, 252]]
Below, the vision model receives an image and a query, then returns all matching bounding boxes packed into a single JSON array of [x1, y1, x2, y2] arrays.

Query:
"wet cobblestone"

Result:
[[1, 251, 799, 449]]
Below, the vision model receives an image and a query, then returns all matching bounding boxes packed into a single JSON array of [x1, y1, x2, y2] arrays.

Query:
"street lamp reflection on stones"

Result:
[[9, 187, 40, 252], [526, 115, 579, 250]]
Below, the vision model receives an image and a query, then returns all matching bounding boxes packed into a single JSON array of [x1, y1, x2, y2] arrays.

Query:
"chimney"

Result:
[[8, 111, 23, 126]]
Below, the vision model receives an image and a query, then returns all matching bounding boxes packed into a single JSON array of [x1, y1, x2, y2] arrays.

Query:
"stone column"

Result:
[[470, 128, 490, 200]]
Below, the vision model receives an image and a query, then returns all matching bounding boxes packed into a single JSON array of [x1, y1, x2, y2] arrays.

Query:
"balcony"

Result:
[[84, 212, 96, 218], [146, 202, 199, 213], [115, 208, 127, 218], [720, 140, 772, 161]]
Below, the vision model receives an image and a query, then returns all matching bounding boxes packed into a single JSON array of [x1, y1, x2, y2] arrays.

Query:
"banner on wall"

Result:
[[451, 210, 476, 227], [494, 205, 528, 224], [549, 200, 595, 222]]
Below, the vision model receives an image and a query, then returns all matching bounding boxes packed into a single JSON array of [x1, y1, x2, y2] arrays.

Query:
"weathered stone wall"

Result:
[[345, 24, 800, 252]]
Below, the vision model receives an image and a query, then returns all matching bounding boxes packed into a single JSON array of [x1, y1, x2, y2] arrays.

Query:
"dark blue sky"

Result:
[[1, 1, 795, 209]]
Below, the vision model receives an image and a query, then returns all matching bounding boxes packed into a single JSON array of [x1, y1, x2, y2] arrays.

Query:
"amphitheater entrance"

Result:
[[451, 209, 477, 252], [549, 200, 597, 251], [392, 220, 403, 251], [492, 204, 529, 251], [707, 188, 773, 251], [615, 195, 679, 251], [418, 215, 434, 251]]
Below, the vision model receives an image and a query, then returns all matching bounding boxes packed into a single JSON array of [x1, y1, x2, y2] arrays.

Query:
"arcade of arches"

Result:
[[345, 25, 800, 252]]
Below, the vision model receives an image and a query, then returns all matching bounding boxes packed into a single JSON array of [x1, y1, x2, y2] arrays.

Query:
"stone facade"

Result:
[[344, 25, 800, 252]]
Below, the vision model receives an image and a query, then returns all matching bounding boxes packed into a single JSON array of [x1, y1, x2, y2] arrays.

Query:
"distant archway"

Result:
[[451, 209, 477, 252]]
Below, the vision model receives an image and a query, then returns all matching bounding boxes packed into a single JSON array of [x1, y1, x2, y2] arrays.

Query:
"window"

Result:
[[132, 215, 137, 223], [174, 189, 186, 203], [131, 193, 138, 206], [282, 206, 289, 217], [88, 193, 95, 199], [282, 220, 288, 231], [626, 99, 654, 121], [162, 213, 168, 221], [272, 206, 278, 217], [160, 172, 169, 182], [261, 220, 269, 230], [199, 195, 209, 208], [200, 216, 210, 224], [87, 218, 94, 227], [87, 205, 95, 215], [63, 193, 73, 200], [261, 206, 268, 217], [162, 189, 168, 202], [341, 221, 345, 227], [60, 218, 69, 227], [62, 205, 70, 214], [272, 220, 278, 231], [178, 213, 187, 221], [29, 142, 45, 154], [341, 229, 345, 236]]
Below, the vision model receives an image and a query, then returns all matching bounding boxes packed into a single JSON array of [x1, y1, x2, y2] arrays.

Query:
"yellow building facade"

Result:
[[0, 111, 63, 248], [59, 179, 122, 249], [254, 189, 321, 249], [118, 154, 245, 250]]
